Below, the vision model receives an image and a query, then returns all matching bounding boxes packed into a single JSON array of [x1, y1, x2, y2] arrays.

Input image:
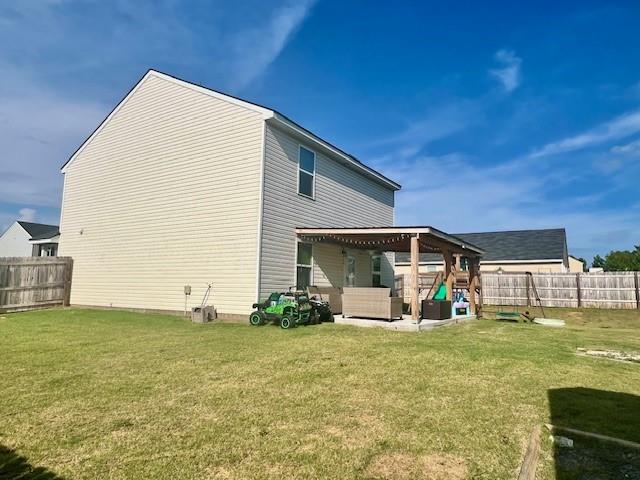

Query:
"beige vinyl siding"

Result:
[[312, 243, 344, 287], [58, 74, 264, 314], [259, 123, 395, 298], [312, 245, 395, 288], [568, 256, 585, 273]]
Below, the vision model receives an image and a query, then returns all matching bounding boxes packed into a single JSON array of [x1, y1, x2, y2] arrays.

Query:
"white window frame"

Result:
[[295, 241, 313, 290], [371, 254, 382, 287], [297, 145, 316, 199]]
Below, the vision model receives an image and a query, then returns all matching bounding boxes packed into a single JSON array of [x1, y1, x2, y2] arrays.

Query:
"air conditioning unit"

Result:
[[191, 305, 216, 323]]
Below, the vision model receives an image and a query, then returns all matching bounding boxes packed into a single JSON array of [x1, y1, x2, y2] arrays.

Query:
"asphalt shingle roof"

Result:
[[17, 221, 60, 240], [396, 228, 567, 263]]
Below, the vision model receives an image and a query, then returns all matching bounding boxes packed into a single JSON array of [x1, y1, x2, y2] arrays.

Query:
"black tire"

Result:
[[249, 311, 264, 326], [280, 316, 293, 329]]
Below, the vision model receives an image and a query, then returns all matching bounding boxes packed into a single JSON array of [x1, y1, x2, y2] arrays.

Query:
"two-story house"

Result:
[[58, 70, 401, 317]]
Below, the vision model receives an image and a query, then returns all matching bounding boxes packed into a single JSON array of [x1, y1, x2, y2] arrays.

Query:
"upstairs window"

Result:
[[298, 145, 315, 198]]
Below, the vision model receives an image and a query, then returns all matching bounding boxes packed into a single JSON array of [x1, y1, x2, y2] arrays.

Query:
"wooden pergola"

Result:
[[295, 226, 484, 322]]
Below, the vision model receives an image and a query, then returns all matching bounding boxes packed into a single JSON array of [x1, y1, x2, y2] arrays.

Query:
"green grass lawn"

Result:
[[1, 307, 640, 479]]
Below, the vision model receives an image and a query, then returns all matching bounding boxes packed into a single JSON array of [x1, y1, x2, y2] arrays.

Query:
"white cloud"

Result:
[[368, 99, 481, 148], [489, 49, 522, 93], [18, 208, 36, 222], [530, 110, 640, 158], [227, 0, 317, 90], [0, 68, 106, 207], [371, 146, 640, 260], [611, 138, 640, 155], [385, 153, 546, 231]]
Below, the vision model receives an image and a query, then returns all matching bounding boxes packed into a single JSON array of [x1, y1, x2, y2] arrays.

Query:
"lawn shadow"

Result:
[[0, 445, 64, 479], [548, 387, 640, 479]]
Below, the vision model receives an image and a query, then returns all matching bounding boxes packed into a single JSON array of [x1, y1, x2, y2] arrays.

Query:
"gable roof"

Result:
[[17, 221, 60, 240], [395, 228, 568, 264], [61, 69, 401, 191]]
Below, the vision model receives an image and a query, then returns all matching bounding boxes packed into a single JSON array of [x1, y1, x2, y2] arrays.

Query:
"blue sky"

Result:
[[1, 1, 639, 261]]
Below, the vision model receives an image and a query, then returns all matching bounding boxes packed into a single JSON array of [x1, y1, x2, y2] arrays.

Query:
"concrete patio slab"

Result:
[[333, 314, 476, 332]]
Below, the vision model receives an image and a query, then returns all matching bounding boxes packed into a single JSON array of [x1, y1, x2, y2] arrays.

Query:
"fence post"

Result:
[[477, 272, 483, 318], [63, 258, 73, 307], [525, 273, 531, 307], [635, 272, 640, 310], [576, 273, 582, 308]]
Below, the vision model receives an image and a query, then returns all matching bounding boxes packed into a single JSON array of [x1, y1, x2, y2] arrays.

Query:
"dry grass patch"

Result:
[[365, 452, 467, 480]]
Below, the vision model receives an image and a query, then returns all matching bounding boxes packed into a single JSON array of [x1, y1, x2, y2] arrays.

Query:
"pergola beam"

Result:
[[295, 226, 484, 256]]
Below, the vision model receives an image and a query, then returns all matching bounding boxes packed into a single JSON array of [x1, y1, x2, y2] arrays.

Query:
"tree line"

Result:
[[589, 245, 640, 271]]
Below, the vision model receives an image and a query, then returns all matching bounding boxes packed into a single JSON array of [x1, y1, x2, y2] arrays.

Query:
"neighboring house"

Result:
[[395, 228, 579, 274], [58, 70, 400, 317], [0, 221, 59, 257], [568, 255, 585, 273]]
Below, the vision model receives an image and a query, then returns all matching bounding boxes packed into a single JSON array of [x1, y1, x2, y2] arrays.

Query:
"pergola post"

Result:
[[469, 256, 480, 315], [443, 250, 454, 301], [410, 234, 420, 322]]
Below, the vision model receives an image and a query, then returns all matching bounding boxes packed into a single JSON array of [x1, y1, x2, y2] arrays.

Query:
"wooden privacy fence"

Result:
[[482, 271, 640, 310], [395, 273, 442, 301], [0, 257, 73, 313]]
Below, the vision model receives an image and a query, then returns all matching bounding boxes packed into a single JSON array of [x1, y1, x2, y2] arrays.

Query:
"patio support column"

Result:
[[410, 234, 420, 322], [443, 250, 454, 301], [469, 256, 479, 315], [475, 257, 483, 317]]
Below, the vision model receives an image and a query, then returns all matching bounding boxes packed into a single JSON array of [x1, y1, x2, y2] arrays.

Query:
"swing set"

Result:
[[495, 271, 546, 322]]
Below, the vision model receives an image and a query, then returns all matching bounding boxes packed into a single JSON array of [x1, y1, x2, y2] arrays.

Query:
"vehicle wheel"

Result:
[[280, 316, 293, 329], [249, 311, 264, 326]]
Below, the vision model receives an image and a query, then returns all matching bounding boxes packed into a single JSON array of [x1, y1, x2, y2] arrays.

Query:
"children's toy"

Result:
[[249, 288, 317, 329]]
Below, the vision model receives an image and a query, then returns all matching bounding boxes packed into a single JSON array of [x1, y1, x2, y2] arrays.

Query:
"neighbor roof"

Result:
[[17, 221, 60, 240], [61, 69, 401, 191], [395, 228, 567, 263]]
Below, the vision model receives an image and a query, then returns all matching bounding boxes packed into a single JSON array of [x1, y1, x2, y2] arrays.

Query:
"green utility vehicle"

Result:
[[249, 288, 318, 329]]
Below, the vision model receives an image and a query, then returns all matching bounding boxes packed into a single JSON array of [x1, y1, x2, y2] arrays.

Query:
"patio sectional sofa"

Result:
[[341, 287, 403, 321]]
